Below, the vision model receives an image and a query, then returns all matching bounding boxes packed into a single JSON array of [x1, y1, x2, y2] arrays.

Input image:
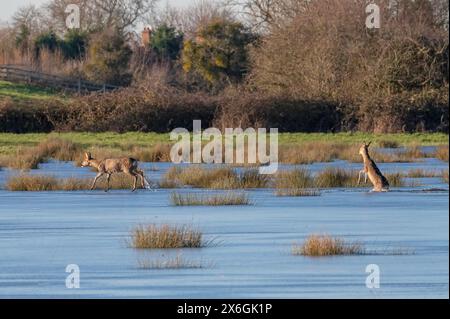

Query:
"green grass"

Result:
[[0, 132, 447, 156], [0, 80, 64, 103]]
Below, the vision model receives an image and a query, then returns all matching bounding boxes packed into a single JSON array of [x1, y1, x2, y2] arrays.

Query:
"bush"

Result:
[[0, 98, 55, 133], [47, 86, 218, 132], [214, 89, 340, 132]]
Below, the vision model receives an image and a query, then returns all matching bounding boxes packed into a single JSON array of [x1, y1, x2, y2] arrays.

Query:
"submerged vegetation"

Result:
[[137, 254, 206, 269]]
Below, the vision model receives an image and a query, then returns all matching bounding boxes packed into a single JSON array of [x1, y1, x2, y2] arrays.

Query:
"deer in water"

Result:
[[358, 142, 390, 192], [81, 152, 150, 192]]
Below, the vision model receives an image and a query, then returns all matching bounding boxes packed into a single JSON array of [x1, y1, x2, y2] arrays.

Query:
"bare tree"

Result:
[[46, 0, 158, 33], [146, 0, 235, 37], [12, 4, 47, 34]]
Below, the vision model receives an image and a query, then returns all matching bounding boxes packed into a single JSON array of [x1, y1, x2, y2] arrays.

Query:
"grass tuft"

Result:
[[434, 145, 449, 162], [129, 224, 205, 249], [315, 168, 357, 188], [137, 253, 206, 269], [293, 234, 365, 256], [170, 191, 250, 206]]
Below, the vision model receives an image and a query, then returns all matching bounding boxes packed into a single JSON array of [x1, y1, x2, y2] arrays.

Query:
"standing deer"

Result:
[[358, 142, 390, 192], [81, 152, 150, 192]]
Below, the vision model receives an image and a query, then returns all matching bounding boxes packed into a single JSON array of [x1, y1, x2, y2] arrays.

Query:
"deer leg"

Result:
[[364, 172, 368, 184], [90, 173, 104, 190], [105, 173, 111, 192], [357, 170, 364, 185], [137, 170, 146, 188], [131, 173, 138, 192]]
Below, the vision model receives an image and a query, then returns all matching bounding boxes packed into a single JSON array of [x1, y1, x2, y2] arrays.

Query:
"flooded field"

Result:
[[0, 151, 448, 298]]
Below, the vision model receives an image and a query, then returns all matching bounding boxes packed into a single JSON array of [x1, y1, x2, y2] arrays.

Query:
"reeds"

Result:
[[315, 168, 357, 188], [434, 145, 449, 162], [274, 169, 319, 196], [0, 137, 81, 170], [170, 191, 250, 206], [384, 173, 405, 187], [292, 234, 365, 256], [129, 224, 205, 249], [5, 173, 144, 191], [131, 144, 172, 162], [163, 166, 268, 189]]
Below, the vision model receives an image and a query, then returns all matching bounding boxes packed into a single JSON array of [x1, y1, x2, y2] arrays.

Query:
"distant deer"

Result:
[[81, 152, 150, 192], [358, 142, 389, 192]]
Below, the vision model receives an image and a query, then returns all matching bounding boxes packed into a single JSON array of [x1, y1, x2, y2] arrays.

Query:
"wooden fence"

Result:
[[0, 65, 120, 93]]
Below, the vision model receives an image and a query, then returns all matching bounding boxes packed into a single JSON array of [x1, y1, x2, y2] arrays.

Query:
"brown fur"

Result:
[[358, 142, 389, 192], [81, 152, 148, 191]]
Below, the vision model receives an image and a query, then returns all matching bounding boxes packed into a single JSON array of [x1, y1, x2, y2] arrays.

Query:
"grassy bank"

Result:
[[0, 132, 447, 156], [0, 81, 65, 104]]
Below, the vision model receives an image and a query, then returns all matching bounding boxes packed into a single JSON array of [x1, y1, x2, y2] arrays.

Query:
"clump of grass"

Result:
[[237, 169, 270, 188], [384, 173, 405, 187], [164, 166, 235, 188], [315, 168, 357, 188], [274, 169, 319, 196], [137, 253, 206, 269], [292, 234, 365, 256], [164, 166, 268, 189], [275, 168, 313, 189], [131, 144, 172, 162], [5, 173, 145, 191], [6, 174, 59, 191], [0, 137, 81, 170], [0, 149, 44, 170], [35, 137, 81, 162], [170, 191, 250, 206], [129, 224, 204, 249], [434, 145, 449, 162]]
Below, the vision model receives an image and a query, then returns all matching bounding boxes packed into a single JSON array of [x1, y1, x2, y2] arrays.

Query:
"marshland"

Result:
[[0, 133, 448, 298]]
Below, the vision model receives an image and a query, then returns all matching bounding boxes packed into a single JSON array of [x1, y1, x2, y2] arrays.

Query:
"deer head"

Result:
[[81, 152, 93, 167], [358, 141, 371, 156]]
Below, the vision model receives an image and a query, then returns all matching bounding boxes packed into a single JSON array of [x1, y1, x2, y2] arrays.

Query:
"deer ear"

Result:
[[84, 152, 91, 160]]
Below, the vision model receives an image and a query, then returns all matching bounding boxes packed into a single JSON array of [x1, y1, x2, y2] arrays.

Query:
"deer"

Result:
[[357, 142, 390, 192], [81, 152, 150, 192]]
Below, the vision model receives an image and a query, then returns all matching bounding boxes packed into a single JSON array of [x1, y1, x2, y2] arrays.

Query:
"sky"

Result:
[[0, 0, 194, 23]]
